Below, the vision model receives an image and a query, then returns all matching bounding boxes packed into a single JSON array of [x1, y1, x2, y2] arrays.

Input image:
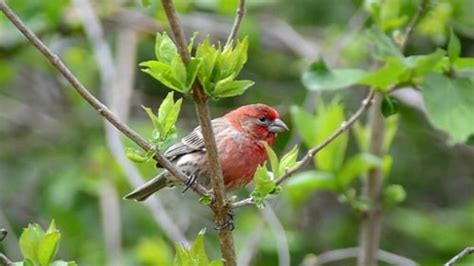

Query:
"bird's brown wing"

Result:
[[162, 118, 229, 161]]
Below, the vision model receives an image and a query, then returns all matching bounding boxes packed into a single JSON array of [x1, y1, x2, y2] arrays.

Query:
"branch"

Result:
[[357, 94, 385, 266], [261, 205, 290, 266], [400, 0, 430, 51], [0, 0, 208, 197], [0, 253, 13, 266], [359, 2, 430, 264], [226, 0, 246, 47], [445, 247, 474, 266], [72, 1, 123, 263], [304, 247, 416, 266], [159, 0, 236, 264], [231, 89, 375, 209]]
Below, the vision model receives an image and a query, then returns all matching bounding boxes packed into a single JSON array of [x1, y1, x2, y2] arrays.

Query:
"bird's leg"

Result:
[[214, 209, 235, 231], [182, 174, 197, 193]]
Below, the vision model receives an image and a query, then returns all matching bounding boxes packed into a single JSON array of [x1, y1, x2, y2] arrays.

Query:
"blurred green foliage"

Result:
[[1, 0, 473, 265]]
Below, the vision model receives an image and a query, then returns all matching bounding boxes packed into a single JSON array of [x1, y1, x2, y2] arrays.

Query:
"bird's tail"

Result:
[[124, 172, 171, 201]]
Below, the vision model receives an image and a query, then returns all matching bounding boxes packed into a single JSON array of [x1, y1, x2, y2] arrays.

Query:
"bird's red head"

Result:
[[225, 104, 288, 144]]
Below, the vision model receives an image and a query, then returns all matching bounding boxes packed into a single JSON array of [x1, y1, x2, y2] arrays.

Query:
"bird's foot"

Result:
[[214, 209, 235, 231], [182, 174, 197, 193], [0, 229, 7, 241]]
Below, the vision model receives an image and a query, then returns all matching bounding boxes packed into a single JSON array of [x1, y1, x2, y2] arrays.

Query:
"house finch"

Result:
[[124, 104, 288, 201]]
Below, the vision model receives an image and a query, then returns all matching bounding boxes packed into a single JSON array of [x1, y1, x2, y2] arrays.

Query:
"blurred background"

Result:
[[1, 0, 473, 265]]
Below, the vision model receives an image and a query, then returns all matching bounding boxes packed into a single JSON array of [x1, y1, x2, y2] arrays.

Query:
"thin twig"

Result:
[[231, 89, 375, 209], [400, 0, 430, 51], [445, 247, 474, 266], [0, 0, 208, 197], [226, 0, 246, 47], [302, 247, 417, 266], [159, 0, 236, 265]]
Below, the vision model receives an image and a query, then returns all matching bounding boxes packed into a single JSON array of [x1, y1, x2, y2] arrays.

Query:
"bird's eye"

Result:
[[258, 116, 267, 122]]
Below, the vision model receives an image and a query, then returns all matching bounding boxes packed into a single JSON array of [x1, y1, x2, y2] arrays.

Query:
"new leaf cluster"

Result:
[[17, 220, 76, 266], [140, 33, 254, 99]]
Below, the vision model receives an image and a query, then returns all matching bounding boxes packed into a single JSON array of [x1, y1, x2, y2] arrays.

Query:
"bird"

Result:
[[124, 104, 288, 201]]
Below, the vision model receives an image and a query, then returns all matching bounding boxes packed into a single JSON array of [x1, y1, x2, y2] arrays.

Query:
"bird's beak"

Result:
[[268, 119, 288, 133]]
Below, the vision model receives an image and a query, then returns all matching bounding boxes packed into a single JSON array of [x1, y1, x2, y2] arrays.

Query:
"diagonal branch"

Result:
[[0, 0, 208, 197], [226, 0, 246, 47], [0, 253, 13, 266], [231, 89, 375, 209], [445, 247, 474, 266], [73, 0, 189, 248], [400, 0, 430, 51]]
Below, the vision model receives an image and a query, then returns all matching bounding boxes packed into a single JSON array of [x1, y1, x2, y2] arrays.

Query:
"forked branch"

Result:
[[0, 0, 208, 197]]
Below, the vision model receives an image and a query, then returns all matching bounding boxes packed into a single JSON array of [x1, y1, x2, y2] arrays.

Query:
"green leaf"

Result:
[[278, 145, 299, 176], [140, 61, 185, 93], [190, 229, 209, 266], [142, 105, 160, 131], [213, 77, 254, 98], [404, 49, 446, 78], [126, 148, 149, 163], [337, 153, 383, 188], [313, 100, 348, 172], [23, 259, 35, 266], [172, 229, 221, 266], [196, 37, 219, 89], [358, 58, 406, 90], [383, 116, 399, 150], [352, 121, 369, 152], [155, 32, 178, 64], [448, 28, 461, 63], [383, 184, 406, 207], [188, 32, 199, 53], [253, 165, 275, 197], [289, 106, 318, 147], [366, 25, 404, 60], [141, 0, 151, 7], [50, 261, 78, 266], [158, 92, 175, 135], [19, 224, 45, 263], [262, 141, 279, 177], [174, 244, 190, 266], [160, 94, 182, 137], [45, 219, 57, 235], [215, 37, 249, 81], [302, 58, 367, 91], [186, 58, 201, 89], [170, 55, 187, 90], [38, 231, 61, 266], [453, 58, 474, 69], [285, 171, 336, 206], [421, 73, 474, 143], [199, 194, 213, 206], [381, 95, 400, 117]]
